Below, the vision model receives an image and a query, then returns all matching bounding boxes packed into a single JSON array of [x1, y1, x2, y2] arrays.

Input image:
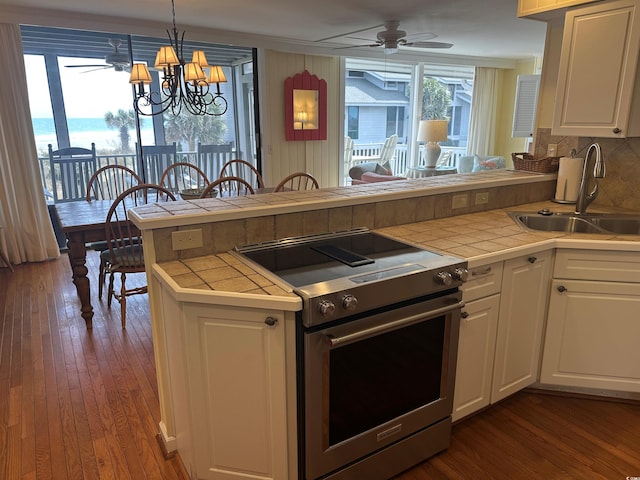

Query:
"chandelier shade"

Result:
[[129, 0, 228, 116]]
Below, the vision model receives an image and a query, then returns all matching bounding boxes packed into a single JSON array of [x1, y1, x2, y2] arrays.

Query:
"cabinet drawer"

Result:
[[554, 249, 640, 282], [461, 262, 503, 302]]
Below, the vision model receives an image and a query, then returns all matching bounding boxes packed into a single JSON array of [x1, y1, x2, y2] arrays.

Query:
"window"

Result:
[[347, 106, 359, 139], [21, 25, 258, 203], [344, 58, 474, 184]]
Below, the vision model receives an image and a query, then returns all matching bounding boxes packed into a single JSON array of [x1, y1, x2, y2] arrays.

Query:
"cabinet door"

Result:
[[518, 0, 598, 17], [182, 305, 289, 480], [492, 251, 552, 403], [453, 294, 500, 422], [541, 279, 640, 392], [552, 0, 640, 137]]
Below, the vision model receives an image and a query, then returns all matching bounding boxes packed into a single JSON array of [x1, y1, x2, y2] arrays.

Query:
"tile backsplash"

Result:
[[535, 128, 640, 211]]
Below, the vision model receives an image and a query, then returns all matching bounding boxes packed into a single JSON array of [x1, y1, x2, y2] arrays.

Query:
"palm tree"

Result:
[[163, 111, 227, 151], [422, 78, 451, 120], [104, 109, 137, 153]]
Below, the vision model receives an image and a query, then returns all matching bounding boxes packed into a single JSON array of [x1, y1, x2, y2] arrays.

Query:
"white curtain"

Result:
[[0, 23, 59, 264], [467, 67, 499, 156]]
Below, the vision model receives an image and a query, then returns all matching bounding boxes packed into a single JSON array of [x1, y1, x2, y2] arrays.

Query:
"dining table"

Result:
[[53, 199, 120, 329]]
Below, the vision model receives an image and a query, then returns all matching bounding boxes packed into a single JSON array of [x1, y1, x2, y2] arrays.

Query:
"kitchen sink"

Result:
[[509, 210, 640, 235]]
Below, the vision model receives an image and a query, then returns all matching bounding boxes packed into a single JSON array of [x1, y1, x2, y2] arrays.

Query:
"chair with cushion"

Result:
[[348, 161, 405, 184], [219, 159, 265, 190], [159, 162, 210, 197], [103, 184, 176, 327], [48, 143, 97, 202], [200, 176, 255, 198], [86, 164, 143, 299], [274, 172, 319, 192]]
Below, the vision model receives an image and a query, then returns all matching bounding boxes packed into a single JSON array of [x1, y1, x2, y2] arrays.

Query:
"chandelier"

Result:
[[128, 0, 228, 116]]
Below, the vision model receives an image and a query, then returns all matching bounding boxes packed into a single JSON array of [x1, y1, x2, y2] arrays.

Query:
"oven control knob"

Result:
[[435, 271, 453, 286], [318, 299, 336, 318], [452, 267, 469, 282], [342, 294, 358, 311]]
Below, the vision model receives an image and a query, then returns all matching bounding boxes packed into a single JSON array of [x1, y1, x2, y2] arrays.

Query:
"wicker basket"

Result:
[[511, 152, 560, 173]]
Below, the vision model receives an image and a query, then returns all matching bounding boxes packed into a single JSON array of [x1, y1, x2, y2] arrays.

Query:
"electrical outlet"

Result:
[[547, 143, 558, 157], [475, 192, 489, 205], [452, 194, 468, 209], [172, 229, 204, 251]]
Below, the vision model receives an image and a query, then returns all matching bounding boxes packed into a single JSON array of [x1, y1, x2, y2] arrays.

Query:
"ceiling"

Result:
[[2, 0, 549, 64]]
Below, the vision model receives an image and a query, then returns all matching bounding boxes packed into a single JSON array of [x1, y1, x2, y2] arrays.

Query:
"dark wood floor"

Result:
[[1, 253, 640, 479]]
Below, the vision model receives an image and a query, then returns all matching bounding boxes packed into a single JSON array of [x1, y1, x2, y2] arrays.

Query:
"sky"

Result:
[[25, 55, 133, 118]]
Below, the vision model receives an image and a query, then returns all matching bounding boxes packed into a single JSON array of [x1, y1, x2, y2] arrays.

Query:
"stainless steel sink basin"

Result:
[[509, 210, 640, 235]]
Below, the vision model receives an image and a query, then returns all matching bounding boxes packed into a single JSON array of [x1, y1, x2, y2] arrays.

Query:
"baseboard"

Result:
[[156, 421, 178, 459], [526, 383, 640, 405]]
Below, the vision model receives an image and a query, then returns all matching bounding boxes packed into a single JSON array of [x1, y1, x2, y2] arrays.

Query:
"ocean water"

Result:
[[32, 118, 154, 154]]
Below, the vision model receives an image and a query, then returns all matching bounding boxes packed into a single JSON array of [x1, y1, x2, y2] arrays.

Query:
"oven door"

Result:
[[303, 292, 462, 480]]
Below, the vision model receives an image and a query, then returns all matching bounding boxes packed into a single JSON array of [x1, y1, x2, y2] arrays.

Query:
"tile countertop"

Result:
[[153, 200, 640, 309]]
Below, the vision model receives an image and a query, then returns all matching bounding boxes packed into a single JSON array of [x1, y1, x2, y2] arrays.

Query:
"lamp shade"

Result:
[[184, 62, 206, 82], [417, 119, 449, 143], [207, 65, 227, 84], [191, 50, 209, 68], [129, 63, 152, 85], [154, 46, 180, 68]]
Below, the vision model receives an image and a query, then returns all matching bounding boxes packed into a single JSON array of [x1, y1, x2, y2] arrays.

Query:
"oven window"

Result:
[[328, 316, 445, 446]]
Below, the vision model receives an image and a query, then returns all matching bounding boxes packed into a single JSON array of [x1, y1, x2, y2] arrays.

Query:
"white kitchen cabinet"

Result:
[[540, 249, 640, 393], [491, 251, 553, 403], [453, 262, 502, 421], [552, 0, 640, 137], [180, 303, 293, 480], [518, 0, 598, 18]]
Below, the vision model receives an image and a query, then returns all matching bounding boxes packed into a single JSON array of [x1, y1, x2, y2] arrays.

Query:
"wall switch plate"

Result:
[[547, 144, 558, 157], [452, 194, 469, 209], [475, 192, 489, 205], [172, 229, 204, 251]]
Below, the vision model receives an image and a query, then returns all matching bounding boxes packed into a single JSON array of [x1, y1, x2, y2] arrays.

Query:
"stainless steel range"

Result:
[[236, 228, 467, 480]]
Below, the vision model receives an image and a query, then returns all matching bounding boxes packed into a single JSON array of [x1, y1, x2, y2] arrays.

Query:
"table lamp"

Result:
[[417, 119, 449, 168]]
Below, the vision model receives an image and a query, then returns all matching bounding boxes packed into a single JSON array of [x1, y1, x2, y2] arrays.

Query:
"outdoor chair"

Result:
[[200, 176, 255, 198], [197, 143, 234, 181], [86, 164, 143, 300], [274, 172, 319, 192], [48, 143, 97, 202], [139, 143, 178, 185], [219, 159, 265, 190], [102, 184, 176, 327]]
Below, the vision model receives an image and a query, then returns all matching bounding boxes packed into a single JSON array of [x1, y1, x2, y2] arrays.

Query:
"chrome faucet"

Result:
[[575, 143, 605, 215]]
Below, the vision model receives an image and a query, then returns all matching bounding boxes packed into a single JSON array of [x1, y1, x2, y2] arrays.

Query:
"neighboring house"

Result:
[[345, 68, 473, 148]]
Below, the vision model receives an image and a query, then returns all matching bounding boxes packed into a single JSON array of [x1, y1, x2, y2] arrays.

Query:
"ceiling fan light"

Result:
[[384, 46, 399, 54]]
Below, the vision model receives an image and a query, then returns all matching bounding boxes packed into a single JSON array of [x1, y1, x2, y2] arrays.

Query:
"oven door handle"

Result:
[[326, 301, 465, 347]]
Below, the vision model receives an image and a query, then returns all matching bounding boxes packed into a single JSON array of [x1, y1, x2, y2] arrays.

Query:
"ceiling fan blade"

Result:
[[404, 41, 453, 49], [80, 66, 114, 73], [402, 32, 438, 43], [316, 23, 384, 42], [65, 64, 110, 68], [333, 42, 381, 50]]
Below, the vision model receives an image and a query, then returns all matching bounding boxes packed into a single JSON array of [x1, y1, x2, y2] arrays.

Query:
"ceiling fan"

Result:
[[65, 38, 131, 72], [335, 21, 453, 54]]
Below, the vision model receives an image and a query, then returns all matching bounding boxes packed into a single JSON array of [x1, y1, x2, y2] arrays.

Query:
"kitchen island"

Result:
[[129, 171, 640, 479]]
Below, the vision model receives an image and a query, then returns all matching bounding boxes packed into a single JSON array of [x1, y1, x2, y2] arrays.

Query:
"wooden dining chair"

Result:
[[199, 176, 255, 198], [103, 184, 176, 327], [86, 164, 143, 300], [219, 159, 265, 189], [159, 162, 210, 195], [274, 172, 319, 192]]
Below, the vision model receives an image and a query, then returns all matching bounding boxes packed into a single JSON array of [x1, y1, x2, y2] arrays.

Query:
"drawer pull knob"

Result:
[[557, 285, 567, 293], [528, 256, 537, 263], [613, 127, 622, 134], [461, 311, 469, 319], [265, 316, 278, 326]]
